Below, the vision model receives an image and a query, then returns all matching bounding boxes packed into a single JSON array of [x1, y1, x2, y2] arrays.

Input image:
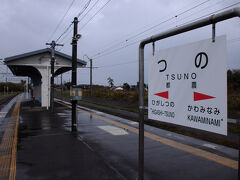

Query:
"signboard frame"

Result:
[[70, 85, 82, 101], [148, 36, 227, 135], [137, 8, 240, 180]]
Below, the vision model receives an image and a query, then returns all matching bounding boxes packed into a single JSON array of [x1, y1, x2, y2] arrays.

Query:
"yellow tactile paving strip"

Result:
[[57, 101, 238, 170], [0, 95, 22, 180]]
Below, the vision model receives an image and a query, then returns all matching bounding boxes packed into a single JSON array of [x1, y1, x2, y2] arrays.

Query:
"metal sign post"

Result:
[[70, 86, 82, 101], [138, 8, 240, 180], [71, 17, 81, 132]]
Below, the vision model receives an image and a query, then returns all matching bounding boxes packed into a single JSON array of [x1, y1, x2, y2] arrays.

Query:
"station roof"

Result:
[[4, 48, 86, 65], [4, 48, 87, 84]]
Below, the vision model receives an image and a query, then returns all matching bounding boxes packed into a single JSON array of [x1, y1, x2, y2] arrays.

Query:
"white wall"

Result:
[[33, 84, 41, 102], [6, 51, 84, 108]]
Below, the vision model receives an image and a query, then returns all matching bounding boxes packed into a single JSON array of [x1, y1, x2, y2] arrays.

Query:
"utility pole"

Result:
[[5, 77, 8, 96], [90, 59, 92, 96], [71, 17, 81, 132], [6, 67, 8, 95], [61, 73, 63, 94], [46, 41, 63, 112], [27, 77, 29, 93], [83, 55, 93, 96]]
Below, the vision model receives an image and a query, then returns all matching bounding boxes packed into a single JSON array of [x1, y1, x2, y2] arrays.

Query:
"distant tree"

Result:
[[0, 82, 24, 92], [64, 82, 72, 90], [20, 80, 26, 85], [227, 69, 240, 92], [123, 82, 130, 91], [136, 81, 147, 89], [232, 70, 240, 90], [107, 77, 114, 88]]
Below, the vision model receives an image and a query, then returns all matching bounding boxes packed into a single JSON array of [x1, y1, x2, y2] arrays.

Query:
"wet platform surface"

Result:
[[0, 93, 237, 180], [16, 97, 123, 180]]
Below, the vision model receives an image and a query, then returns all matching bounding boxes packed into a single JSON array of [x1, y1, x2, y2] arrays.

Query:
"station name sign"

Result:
[[148, 36, 227, 135]]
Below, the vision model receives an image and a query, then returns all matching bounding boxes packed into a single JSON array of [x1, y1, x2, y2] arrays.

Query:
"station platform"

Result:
[[0, 93, 238, 180]]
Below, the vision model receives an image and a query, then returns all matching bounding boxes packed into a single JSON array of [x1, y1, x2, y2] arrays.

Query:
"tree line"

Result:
[[0, 82, 25, 93], [227, 70, 240, 93]]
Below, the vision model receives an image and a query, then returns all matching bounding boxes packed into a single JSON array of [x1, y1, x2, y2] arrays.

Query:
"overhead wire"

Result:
[[90, 0, 212, 58], [55, 23, 73, 43], [98, 60, 137, 68], [57, 0, 100, 46], [91, 0, 232, 59], [136, 0, 229, 41], [77, 0, 92, 18], [177, 1, 240, 26], [55, 0, 92, 43], [79, 0, 112, 31], [57, 0, 96, 50], [91, 1, 240, 60], [47, 0, 76, 42], [93, 0, 236, 60], [228, 37, 240, 43], [58, 0, 112, 52], [95, 36, 240, 70], [78, 0, 101, 24], [86, 0, 205, 56], [56, 0, 91, 44], [71, 0, 89, 16]]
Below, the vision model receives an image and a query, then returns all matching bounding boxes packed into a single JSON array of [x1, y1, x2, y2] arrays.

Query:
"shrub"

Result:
[[228, 92, 240, 111]]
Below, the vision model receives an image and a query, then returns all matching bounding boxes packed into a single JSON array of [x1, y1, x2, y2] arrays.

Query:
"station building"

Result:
[[4, 48, 86, 108]]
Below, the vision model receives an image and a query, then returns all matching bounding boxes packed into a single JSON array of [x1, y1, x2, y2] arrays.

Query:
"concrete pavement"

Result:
[[56, 99, 238, 179], [16, 95, 124, 180], [0, 94, 238, 179]]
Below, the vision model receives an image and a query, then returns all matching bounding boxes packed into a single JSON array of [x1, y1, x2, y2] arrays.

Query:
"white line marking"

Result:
[[57, 113, 69, 117], [128, 121, 138, 125], [174, 135, 185, 140], [167, 133, 172, 136], [203, 144, 217, 150], [98, 125, 128, 136]]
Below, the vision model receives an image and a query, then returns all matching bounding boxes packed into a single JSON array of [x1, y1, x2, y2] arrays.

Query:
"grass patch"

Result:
[[228, 124, 240, 134], [81, 99, 139, 113]]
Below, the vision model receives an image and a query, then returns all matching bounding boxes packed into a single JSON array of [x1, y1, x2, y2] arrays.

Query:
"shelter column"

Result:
[[39, 67, 50, 108]]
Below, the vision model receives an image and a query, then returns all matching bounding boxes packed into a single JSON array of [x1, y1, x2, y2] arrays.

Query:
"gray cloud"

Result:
[[1, 0, 239, 86]]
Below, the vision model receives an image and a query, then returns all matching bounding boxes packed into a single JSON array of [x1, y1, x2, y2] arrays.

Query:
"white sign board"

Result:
[[148, 36, 227, 135]]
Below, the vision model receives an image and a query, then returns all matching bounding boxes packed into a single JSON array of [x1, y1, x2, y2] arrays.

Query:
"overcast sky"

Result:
[[0, 0, 239, 86]]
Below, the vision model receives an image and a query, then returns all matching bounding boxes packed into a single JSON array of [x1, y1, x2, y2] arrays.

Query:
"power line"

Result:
[[55, 0, 92, 43], [93, 40, 139, 60], [78, 0, 101, 23], [228, 37, 240, 43], [90, 0, 211, 58], [57, 0, 98, 46], [55, 23, 73, 43], [179, 1, 240, 25], [79, 0, 112, 31], [58, 0, 112, 51], [90, 0, 232, 59], [143, 0, 229, 39], [86, 0, 205, 56], [94, 36, 240, 70], [47, 0, 76, 42], [98, 60, 137, 68], [91, 2, 240, 60], [77, 0, 92, 18], [71, 0, 90, 17]]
